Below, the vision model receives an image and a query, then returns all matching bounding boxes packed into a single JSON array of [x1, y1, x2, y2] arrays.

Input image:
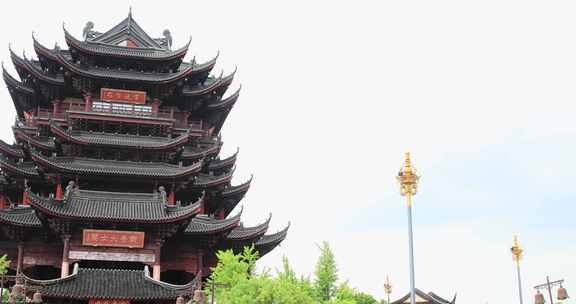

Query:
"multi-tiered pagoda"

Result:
[[0, 12, 288, 303]]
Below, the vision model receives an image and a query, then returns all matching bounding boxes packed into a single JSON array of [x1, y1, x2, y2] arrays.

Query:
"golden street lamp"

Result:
[[397, 152, 420, 304], [383, 275, 392, 304], [510, 235, 524, 304]]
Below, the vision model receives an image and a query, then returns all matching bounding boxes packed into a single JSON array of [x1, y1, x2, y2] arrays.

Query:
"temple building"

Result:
[[0, 11, 288, 303], [391, 289, 457, 304]]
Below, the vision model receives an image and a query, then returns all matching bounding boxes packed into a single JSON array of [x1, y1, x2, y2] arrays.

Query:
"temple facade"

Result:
[[0, 12, 288, 303]]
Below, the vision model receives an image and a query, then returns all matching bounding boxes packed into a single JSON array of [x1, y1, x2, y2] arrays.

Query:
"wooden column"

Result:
[[52, 99, 61, 117], [16, 243, 23, 274], [153, 247, 161, 280], [0, 190, 6, 209], [151, 98, 160, 115], [197, 250, 204, 276], [167, 183, 175, 206], [56, 176, 63, 200], [83, 93, 93, 112], [60, 235, 70, 278]]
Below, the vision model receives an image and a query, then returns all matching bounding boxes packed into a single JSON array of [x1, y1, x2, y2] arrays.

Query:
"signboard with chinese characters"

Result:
[[82, 229, 145, 248], [89, 299, 130, 304], [100, 88, 147, 104]]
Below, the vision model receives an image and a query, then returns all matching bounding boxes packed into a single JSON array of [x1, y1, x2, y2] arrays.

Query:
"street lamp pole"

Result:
[[383, 275, 392, 304], [397, 152, 419, 304], [510, 236, 524, 304]]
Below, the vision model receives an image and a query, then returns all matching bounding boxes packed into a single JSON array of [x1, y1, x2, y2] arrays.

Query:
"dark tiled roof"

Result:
[[208, 148, 238, 172], [226, 214, 271, 241], [255, 223, 290, 257], [28, 189, 202, 223], [0, 139, 24, 158], [27, 266, 199, 300], [64, 28, 190, 60], [184, 211, 241, 235], [192, 172, 233, 188], [0, 206, 42, 228], [391, 289, 456, 304], [182, 69, 235, 96], [0, 158, 39, 178], [31, 151, 202, 179], [10, 48, 64, 86], [181, 141, 222, 160], [87, 13, 164, 49], [2, 65, 35, 95], [207, 87, 241, 110], [221, 177, 252, 198], [54, 51, 216, 84], [51, 123, 189, 150], [13, 127, 55, 151]]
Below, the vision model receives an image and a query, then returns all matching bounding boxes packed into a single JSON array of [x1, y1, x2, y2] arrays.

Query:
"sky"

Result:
[[0, 1, 574, 303]]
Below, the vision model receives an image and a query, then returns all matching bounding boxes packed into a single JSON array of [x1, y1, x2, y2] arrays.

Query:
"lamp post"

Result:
[[397, 152, 419, 304], [510, 235, 524, 304], [383, 275, 392, 304]]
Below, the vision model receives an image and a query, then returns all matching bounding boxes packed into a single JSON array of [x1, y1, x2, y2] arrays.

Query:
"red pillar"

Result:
[[21, 190, 29, 205], [52, 99, 61, 117], [56, 182, 63, 200], [83, 93, 93, 112], [0, 193, 6, 209], [167, 191, 175, 206], [217, 209, 225, 219], [151, 98, 160, 115]]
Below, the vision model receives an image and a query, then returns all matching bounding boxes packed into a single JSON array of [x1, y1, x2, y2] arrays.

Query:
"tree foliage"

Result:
[[205, 243, 379, 304], [314, 241, 339, 301], [0, 255, 9, 275]]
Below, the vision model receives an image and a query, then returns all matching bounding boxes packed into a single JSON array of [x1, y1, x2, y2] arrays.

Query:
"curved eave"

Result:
[[183, 69, 235, 97], [226, 214, 271, 241], [208, 148, 238, 171], [32, 34, 60, 63], [184, 209, 242, 235], [0, 157, 39, 178], [65, 28, 190, 61], [0, 140, 24, 159], [10, 48, 64, 86], [0, 207, 42, 229], [26, 265, 199, 300], [207, 86, 241, 110], [255, 223, 290, 256], [50, 123, 190, 150], [192, 172, 233, 188], [13, 128, 55, 151], [55, 51, 194, 85], [31, 151, 203, 179], [221, 176, 252, 198], [27, 191, 202, 224], [2, 65, 35, 95], [181, 141, 223, 160]]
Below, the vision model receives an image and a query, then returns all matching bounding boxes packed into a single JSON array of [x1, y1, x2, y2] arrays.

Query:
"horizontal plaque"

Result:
[[89, 300, 130, 304], [100, 88, 147, 104], [69, 250, 155, 263], [83, 229, 145, 249]]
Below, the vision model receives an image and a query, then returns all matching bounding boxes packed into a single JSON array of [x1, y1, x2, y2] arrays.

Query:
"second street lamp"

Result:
[[397, 152, 420, 304], [510, 235, 524, 304]]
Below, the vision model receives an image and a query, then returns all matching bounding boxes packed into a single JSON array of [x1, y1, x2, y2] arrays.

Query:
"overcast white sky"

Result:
[[1, 1, 575, 303]]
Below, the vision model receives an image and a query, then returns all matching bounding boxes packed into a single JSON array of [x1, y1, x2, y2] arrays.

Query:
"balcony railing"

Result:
[[25, 104, 204, 132]]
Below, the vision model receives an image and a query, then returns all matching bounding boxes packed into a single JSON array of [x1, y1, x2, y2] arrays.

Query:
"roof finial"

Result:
[[129, 6, 133, 17]]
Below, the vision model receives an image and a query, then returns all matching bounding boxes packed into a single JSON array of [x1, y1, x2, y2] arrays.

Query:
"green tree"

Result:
[[0, 255, 9, 303], [314, 241, 338, 301], [208, 248, 316, 304]]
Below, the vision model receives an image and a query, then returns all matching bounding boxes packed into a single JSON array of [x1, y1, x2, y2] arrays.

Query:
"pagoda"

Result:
[[0, 11, 288, 303]]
